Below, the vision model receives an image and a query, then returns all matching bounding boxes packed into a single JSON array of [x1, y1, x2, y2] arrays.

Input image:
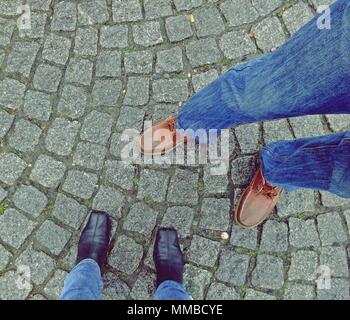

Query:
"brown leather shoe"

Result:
[[234, 167, 282, 228], [139, 116, 188, 156]]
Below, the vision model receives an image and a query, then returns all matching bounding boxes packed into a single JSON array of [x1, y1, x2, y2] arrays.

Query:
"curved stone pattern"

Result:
[[0, 0, 347, 301]]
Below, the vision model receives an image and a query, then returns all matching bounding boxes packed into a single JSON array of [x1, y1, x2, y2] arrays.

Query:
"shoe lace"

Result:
[[256, 180, 280, 198]]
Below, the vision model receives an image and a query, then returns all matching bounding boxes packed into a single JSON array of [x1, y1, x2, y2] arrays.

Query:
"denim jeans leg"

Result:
[[176, 0, 350, 138], [60, 258, 103, 300], [155, 280, 192, 300], [261, 131, 350, 197]]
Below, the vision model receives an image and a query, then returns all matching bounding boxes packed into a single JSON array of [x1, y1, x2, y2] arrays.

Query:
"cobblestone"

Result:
[[317, 212, 348, 246], [33, 64, 62, 93], [0, 153, 27, 185], [133, 21, 163, 47], [193, 6, 225, 37], [320, 246, 349, 278], [187, 235, 221, 267], [96, 51, 122, 77], [24, 90, 52, 121], [0, 78, 26, 110], [125, 50, 153, 74], [0, 110, 14, 138], [100, 25, 128, 49], [65, 57, 93, 86], [288, 250, 318, 281], [220, 30, 256, 60], [92, 79, 122, 107], [153, 79, 189, 103], [62, 170, 98, 200], [161, 206, 194, 238], [156, 47, 183, 74], [9, 119, 42, 153], [206, 282, 239, 300], [184, 264, 212, 300], [124, 77, 150, 106], [93, 186, 124, 219], [42, 34, 71, 65], [166, 15, 193, 43], [186, 39, 221, 67], [199, 198, 230, 231], [289, 218, 320, 249], [260, 220, 288, 252]]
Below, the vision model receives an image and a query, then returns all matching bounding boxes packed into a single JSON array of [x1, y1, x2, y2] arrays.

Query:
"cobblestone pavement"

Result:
[[0, 0, 349, 300]]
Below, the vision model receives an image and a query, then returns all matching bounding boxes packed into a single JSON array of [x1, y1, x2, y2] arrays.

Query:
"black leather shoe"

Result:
[[153, 228, 184, 287], [76, 210, 112, 270]]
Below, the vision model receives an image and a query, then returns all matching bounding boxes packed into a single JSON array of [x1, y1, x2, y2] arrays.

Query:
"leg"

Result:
[[177, 0, 350, 135], [61, 259, 103, 300], [155, 280, 192, 300], [261, 130, 350, 198]]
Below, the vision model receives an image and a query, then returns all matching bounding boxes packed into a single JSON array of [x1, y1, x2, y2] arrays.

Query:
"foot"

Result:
[[153, 228, 184, 287], [139, 116, 188, 156], [234, 167, 283, 228], [76, 210, 112, 270]]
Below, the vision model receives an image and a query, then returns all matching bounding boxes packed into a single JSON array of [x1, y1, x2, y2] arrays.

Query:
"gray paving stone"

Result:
[[0, 186, 7, 202], [0, 209, 34, 249], [137, 169, 169, 203], [326, 114, 350, 132], [186, 39, 221, 67], [108, 235, 143, 274], [153, 79, 188, 103], [13, 185, 47, 218], [151, 104, 180, 123], [125, 50, 153, 74], [96, 50, 122, 77], [183, 264, 212, 300], [156, 47, 183, 74], [80, 110, 113, 145], [317, 279, 350, 300], [165, 15, 193, 43], [0, 110, 14, 138], [92, 186, 124, 219], [203, 163, 229, 194], [30, 155, 66, 188], [206, 282, 239, 300], [199, 198, 230, 231], [235, 123, 260, 153], [220, 0, 259, 27], [251, 0, 283, 15], [9, 119, 42, 153], [311, 0, 335, 7], [0, 271, 31, 300], [284, 283, 315, 300], [45, 118, 80, 156], [167, 169, 199, 205], [161, 206, 194, 238], [24, 90, 52, 121], [51, 1, 77, 31], [78, 0, 109, 25], [6, 42, 40, 77], [231, 156, 257, 186], [62, 170, 98, 199], [100, 24, 128, 49], [245, 289, 276, 300], [133, 21, 163, 47], [105, 160, 135, 190], [102, 272, 130, 300], [252, 17, 286, 52], [320, 246, 349, 278], [0, 153, 27, 185], [92, 79, 122, 107], [33, 64, 62, 93], [42, 33, 71, 65], [282, 2, 314, 35], [115, 105, 145, 132], [192, 69, 218, 93], [277, 189, 315, 217], [230, 225, 257, 250], [144, 0, 172, 19], [130, 271, 156, 300], [73, 142, 107, 171], [109, 133, 125, 159], [20, 12, 47, 39], [53, 193, 87, 229], [174, 0, 203, 11], [16, 248, 55, 285], [75, 27, 98, 56], [112, 0, 142, 22], [188, 235, 221, 267], [123, 202, 158, 236], [36, 220, 71, 256], [263, 119, 294, 144], [65, 57, 93, 86], [320, 191, 350, 207], [260, 220, 288, 252], [220, 30, 256, 60], [0, 244, 11, 271], [124, 77, 150, 106], [317, 212, 347, 246], [57, 85, 87, 119], [288, 250, 318, 281], [251, 254, 284, 290], [0, 78, 26, 110], [289, 115, 325, 138], [215, 251, 250, 285], [289, 218, 320, 248], [193, 6, 225, 37], [0, 18, 15, 46], [44, 269, 68, 300]]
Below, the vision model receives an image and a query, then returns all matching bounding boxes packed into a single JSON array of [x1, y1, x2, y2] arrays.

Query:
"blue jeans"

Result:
[[60, 259, 191, 300], [176, 0, 350, 197]]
